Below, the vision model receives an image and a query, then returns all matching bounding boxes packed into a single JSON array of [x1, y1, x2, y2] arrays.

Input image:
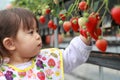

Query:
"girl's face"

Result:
[[13, 20, 42, 58]]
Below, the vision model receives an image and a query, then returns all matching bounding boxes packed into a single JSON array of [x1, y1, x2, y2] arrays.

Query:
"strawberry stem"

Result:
[[98, 36, 103, 39], [96, 1, 105, 13], [90, 0, 94, 11], [99, 8, 107, 27], [97, 0, 108, 29], [87, 0, 90, 6]]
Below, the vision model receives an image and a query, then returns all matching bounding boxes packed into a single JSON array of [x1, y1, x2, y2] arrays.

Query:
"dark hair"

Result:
[[0, 8, 39, 65]]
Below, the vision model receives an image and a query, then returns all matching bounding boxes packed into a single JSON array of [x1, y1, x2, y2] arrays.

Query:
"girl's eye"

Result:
[[36, 29, 39, 33], [28, 30, 34, 34]]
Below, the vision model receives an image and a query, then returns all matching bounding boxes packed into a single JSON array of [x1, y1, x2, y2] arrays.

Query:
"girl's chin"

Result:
[[35, 50, 41, 55]]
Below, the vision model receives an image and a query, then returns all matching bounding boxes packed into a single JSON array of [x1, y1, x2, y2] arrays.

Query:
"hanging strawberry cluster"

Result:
[[78, 1, 108, 52], [58, 0, 108, 52], [38, 0, 109, 52]]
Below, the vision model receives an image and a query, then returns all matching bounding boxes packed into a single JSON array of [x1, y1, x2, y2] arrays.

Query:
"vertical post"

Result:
[[99, 66, 104, 80], [54, 17, 58, 48]]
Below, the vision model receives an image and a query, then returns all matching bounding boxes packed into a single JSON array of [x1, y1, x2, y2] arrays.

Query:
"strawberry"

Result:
[[63, 21, 71, 32], [48, 20, 57, 30], [80, 29, 84, 36], [78, 17, 88, 28], [70, 17, 79, 32], [80, 29, 88, 38], [59, 20, 63, 25], [39, 15, 46, 24], [45, 8, 51, 14], [59, 14, 66, 21], [95, 39, 108, 52], [111, 6, 120, 25], [89, 32, 98, 41], [85, 15, 98, 33], [45, 35, 51, 44], [48, 20, 54, 29], [52, 24, 57, 30], [78, 1, 88, 11], [95, 27, 102, 36]]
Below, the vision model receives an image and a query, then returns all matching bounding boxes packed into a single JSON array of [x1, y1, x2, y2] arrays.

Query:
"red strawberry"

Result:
[[78, 1, 88, 11], [45, 35, 51, 44], [85, 15, 98, 33], [70, 17, 79, 32], [95, 13, 101, 20], [48, 58, 56, 68], [37, 72, 45, 80], [63, 21, 71, 32], [95, 39, 108, 52], [111, 6, 120, 25], [80, 29, 87, 38], [80, 29, 84, 36], [39, 16, 46, 24], [52, 24, 57, 30], [48, 20, 57, 30], [45, 8, 51, 14], [95, 28, 102, 36], [89, 32, 98, 41], [59, 14, 66, 21], [48, 20, 54, 29]]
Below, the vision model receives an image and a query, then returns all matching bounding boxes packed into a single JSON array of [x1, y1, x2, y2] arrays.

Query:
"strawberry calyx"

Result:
[[72, 19, 77, 24], [98, 36, 102, 39]]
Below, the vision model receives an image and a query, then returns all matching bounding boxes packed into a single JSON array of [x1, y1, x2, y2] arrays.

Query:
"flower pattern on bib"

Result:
[[0, 48, 64, 80]]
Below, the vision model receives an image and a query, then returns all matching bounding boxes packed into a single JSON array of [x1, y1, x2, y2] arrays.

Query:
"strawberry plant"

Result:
[[11, 0, 120, 52]]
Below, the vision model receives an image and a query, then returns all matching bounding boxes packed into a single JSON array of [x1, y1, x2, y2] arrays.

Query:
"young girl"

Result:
[[0, 8, 92, 80]]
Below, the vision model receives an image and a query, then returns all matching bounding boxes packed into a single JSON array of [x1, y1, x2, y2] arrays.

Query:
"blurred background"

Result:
[[0, 0, 13, 10]]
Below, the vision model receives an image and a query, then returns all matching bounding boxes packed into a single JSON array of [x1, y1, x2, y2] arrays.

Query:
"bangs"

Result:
[[22, 16, 38, 30], [11, 8, 39, 30]]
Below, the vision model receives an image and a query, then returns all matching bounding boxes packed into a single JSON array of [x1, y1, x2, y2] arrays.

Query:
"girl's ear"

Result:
[[3, 37, 16, 51]]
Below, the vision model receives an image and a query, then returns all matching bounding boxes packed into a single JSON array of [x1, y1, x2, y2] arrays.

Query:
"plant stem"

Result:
[[90, 0, 94, 11], [87, 0, 90, 6], [97, 7, 107, 31], [96, 0, 105, 13], [67, 0, 78, 17]]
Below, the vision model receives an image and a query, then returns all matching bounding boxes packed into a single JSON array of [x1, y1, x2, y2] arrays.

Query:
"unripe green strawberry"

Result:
[[78, 17, 88, 28], [59, 20, 63, 25]]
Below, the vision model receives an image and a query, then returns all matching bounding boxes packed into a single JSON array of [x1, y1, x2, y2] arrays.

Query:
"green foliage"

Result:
[[11, 0, 111, 21], [12, 0, 64, 18]]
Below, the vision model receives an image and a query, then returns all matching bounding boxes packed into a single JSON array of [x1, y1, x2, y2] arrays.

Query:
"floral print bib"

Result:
[[0, 48, 64, 80]]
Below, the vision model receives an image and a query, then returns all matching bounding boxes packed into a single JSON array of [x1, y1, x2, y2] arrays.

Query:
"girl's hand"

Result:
[[80, 35, 92, 45]]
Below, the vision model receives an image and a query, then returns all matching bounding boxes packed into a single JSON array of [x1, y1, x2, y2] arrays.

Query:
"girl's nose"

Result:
[[35, 32, 41, 40]]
